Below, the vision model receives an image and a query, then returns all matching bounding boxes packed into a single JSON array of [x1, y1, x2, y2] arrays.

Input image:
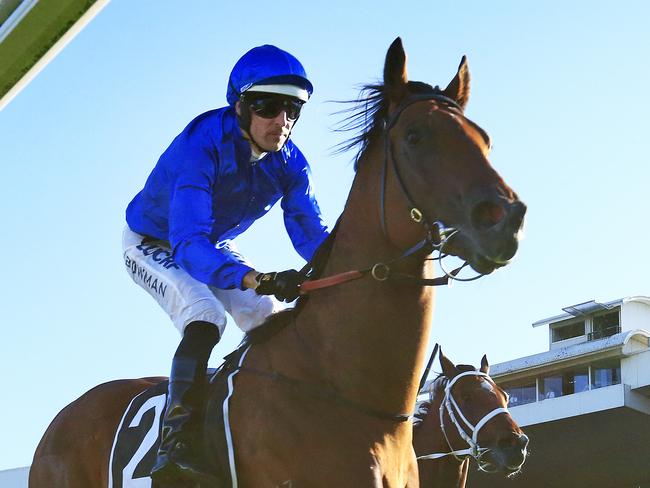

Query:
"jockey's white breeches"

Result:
[[122, 226, 281, 336]]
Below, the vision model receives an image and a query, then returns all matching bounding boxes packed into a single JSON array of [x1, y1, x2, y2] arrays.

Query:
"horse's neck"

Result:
[[419, 458, 468, 488], [296, 141, 434, 414], [425, 393, 469, 488], [417, 404, 469, 488], [434, 458, 468, 488]]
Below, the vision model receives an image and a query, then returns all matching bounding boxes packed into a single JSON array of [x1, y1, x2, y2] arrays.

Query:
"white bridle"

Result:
[[416, 370, 510, 473]]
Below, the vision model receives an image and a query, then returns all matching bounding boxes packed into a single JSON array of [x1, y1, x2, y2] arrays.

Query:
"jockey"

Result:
[[123, 44, 329, 483]]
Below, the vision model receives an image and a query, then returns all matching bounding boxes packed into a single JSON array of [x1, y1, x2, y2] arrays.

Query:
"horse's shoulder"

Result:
[[34, 376, 166, 460], [78, 377, 166, 404], [54, 377, 166, 427]]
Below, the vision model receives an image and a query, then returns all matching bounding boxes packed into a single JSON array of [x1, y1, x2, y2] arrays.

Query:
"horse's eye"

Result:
[[406, 129, 421, 146]]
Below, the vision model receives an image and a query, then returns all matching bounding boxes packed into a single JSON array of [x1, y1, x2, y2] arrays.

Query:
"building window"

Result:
[[551, 321, 585, 343], [565, 367, 590, 393], [591, 359, 621, 389], [540, 368, 589, 399], [540, 374, 562, 399], [502, 381, 537, 407], [589, 311, 621, 341]]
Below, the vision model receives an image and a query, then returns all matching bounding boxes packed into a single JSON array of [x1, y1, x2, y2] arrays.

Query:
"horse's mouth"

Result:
[[447, 198, 526, 274], [504, 459, 526, 474], [444, 234, 520, 275], [478, 458, 525, 477], [468, 252, 511, 275], [505, 466, 524, 477], [480, 448, 527, 477]]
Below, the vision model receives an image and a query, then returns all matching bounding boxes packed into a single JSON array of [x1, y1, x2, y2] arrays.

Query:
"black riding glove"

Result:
[[255, 269, 304, 302]]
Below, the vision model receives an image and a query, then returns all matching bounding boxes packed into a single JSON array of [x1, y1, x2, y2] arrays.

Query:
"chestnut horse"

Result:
[[413, 348, 528, 487], [30, 38, 525, 488]]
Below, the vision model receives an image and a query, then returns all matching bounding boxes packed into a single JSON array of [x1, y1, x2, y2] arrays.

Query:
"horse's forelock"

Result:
[[431, 363, 480, 393], [455, 364, 477, 373], [406, 80, 436, 95]]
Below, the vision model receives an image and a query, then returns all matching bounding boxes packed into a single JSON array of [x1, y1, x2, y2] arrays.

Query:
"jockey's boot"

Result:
[[150, 322, 220, 483], [150, 356, 207, 482]]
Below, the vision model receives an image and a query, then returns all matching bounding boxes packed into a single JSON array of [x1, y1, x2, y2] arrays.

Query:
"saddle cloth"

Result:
[[107, 345, 251, 488]]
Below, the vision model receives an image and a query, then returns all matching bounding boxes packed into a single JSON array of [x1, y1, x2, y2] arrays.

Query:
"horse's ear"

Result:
[[439, 349, 458, 378], [480, 354, 490, 374], [383, 37, 409, 106], [442, 55, 470, 110]]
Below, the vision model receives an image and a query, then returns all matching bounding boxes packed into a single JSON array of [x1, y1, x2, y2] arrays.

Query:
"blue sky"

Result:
[[1, 0, 649, 470]]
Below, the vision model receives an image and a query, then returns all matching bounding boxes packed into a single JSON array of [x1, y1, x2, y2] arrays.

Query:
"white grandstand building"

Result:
[[0, 467, 29, 487], [469, 296, 650, 488]]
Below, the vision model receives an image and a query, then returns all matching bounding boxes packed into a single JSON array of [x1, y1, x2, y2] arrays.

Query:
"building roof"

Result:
[[531, 295, 650, 328], [490, 329, 650, 377]]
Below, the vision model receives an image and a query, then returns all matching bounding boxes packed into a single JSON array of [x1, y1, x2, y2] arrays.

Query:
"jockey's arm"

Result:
[[280, 157, 329, 261], [242, 270, 260, 290], [169, 161, 255, 290]]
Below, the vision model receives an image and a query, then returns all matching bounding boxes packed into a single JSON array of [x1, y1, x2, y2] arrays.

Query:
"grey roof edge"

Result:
[[624, 296, 650, 307], [531, 296, 650, 328], [490, 329, 650, 378]]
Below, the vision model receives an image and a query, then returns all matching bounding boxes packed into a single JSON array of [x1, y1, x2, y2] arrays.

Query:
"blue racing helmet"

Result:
[[226, 45, 313, 105]]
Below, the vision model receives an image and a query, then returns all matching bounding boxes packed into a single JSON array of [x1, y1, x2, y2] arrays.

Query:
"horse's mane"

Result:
[[332, 81, 437, 170]]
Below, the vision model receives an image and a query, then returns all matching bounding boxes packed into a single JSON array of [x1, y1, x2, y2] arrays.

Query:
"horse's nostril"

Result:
[[471, 200, 505, 231], [498, 432, 528, 450], [507, 201, 526, 229], [517, 433, 529, 450]]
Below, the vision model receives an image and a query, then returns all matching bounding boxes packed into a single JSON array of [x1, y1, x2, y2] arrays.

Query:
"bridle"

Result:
[[300, 91, 484, 294], [379, 92, 460, 246], [417, 371, 511, 473], [243, 94, 491, 424]]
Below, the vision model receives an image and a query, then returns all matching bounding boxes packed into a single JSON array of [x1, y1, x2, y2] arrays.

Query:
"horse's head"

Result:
[[437, 350, 529, 475], [380, 38, 526, 274]]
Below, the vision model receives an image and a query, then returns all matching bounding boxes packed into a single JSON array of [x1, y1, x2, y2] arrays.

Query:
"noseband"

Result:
[[417, 371, 510, 473]]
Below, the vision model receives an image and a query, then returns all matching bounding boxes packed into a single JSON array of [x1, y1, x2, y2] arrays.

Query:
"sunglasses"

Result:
[[246, 95, 304, 121]]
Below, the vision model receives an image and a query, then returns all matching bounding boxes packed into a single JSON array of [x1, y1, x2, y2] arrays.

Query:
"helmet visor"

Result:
[[245, 83, 310, 102]]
